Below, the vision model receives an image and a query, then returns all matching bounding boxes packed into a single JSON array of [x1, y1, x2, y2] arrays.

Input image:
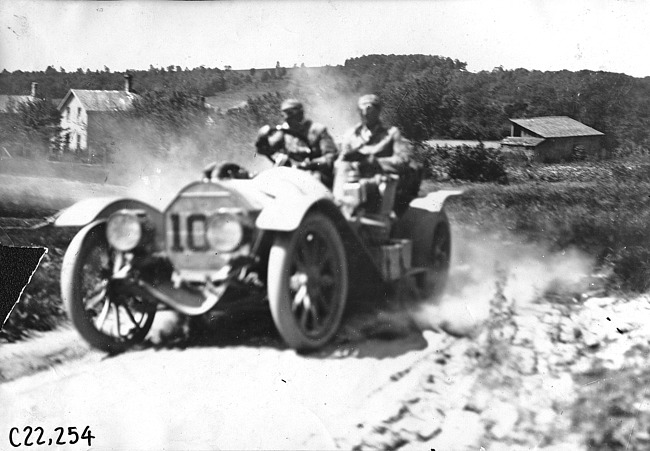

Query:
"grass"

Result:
[[430, 158, 650, 292], [573, 365, 650, 450]]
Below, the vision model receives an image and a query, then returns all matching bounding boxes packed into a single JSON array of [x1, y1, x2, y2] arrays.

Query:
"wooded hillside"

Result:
[[2, 54, 649, 151]]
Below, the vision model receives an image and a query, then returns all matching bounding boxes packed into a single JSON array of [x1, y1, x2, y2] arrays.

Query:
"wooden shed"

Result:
[[501, 116, 604, 163]]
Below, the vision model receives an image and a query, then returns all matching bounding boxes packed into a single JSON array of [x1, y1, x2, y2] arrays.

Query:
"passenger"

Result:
[[255, 99, 338, 187], [337, 94, 422, 215]]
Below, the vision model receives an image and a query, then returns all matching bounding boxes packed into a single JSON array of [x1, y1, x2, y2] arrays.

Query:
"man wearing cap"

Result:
[[255, 99, 338, 187], [337, 94, 422, 214]]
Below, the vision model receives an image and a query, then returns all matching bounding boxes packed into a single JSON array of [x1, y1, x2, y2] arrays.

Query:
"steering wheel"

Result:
[[203, 162, 250, 180]]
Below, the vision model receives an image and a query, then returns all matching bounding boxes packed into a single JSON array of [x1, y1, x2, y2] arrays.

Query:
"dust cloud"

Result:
[[100, 70, 363, 210], [286, 68, 361, 142], [86, 114, 270, 210], [3, 69, 367, 217], [409, 228, 595, 338]]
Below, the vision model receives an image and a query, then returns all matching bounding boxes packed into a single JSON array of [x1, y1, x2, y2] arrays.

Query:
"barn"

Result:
[[501, 116, 604, 163]]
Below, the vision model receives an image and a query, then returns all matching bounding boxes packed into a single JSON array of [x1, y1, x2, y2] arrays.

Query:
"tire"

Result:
[[61, 222, 156, 353], [267, 212, 348, 350], [414, 217, 451, 300]]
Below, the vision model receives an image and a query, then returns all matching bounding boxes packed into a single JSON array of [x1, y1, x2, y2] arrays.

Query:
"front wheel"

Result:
[[61, 222, 156, 353], [267, 212, 348, 350]]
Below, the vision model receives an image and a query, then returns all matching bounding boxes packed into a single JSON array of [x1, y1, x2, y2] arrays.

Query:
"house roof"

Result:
[[501, 136, 545, 147], [509, 116, 604, 138], [0, 95, 36, 113], [58, 89, 139, 112]]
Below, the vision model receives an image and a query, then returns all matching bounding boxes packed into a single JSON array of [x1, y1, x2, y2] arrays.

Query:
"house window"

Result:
[[66, 107, 70, 120], [76, 134, 80, 151], [77, 107, 82, 120]]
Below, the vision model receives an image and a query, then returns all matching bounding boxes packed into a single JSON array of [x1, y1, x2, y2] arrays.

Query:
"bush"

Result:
[[609, 246, 650, 292], [0, 99, 61, 160], [447, 145, 508, 183], [416, 143, 508, 183], [573, 366, 650, 450]]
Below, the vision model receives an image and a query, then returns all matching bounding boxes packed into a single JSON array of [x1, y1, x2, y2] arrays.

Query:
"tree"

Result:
[[0, 99, 62, 159], [275, 61, 287, 78]]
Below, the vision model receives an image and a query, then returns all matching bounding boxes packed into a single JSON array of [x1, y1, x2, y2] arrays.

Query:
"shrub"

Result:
[[573, 366, 650, 450], [447, 145, 508, 183], [608, 246, 650, 292], [417, 143, 508, 183], [0, 99, 61, 160]]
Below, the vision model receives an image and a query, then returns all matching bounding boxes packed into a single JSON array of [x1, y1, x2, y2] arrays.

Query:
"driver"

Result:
[[255, 99, 338, 187]]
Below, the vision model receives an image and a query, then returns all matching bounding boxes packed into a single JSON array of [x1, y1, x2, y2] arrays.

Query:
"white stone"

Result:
[[485, 402, 520, 439], [423, 410, 484, 450], [535, 408, 557, 432], [465, 390, 491, 413], [583, 296, 618, 309], [542, 373, 575, 403]]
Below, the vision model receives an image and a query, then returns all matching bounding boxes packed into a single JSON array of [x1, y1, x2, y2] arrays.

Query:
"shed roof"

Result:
[[509, 116, 604, 138], [58, 89, 139, 112], [501, 136, 545, 147], [0, 95, 36, 113]]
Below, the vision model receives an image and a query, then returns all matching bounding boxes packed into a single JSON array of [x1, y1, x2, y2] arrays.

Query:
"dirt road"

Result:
[[1, 304, 472, 450], [3, 231, 649, 450]]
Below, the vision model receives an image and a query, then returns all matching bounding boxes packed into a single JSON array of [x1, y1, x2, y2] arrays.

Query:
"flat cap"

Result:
[[281, 98, 303, 111], [358, 94, 382, 109]]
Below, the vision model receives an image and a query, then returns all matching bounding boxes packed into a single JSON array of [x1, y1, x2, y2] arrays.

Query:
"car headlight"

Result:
[[206, 213, 243, 252], [106, 211, 142, 252]]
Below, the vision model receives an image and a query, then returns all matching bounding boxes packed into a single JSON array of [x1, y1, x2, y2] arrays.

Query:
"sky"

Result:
[[1, 0, 649, 77]]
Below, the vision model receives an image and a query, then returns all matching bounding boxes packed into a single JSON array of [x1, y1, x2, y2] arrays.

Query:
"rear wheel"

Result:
[[267, 212, 348, 350], [61, 223, 156, 353], [413, 218, 451, 301]]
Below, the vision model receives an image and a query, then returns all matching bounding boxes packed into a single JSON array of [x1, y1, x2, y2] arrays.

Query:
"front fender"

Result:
[[55, 197, 164, 229], [256, 194, 335, 231], [253, 167, 334, 231]]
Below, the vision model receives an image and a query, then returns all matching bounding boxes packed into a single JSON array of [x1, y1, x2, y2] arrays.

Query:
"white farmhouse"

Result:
[[58, 74, 139, 159]]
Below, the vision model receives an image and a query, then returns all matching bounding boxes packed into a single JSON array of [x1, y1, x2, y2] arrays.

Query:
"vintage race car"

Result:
[[55, 161, 461, 352]]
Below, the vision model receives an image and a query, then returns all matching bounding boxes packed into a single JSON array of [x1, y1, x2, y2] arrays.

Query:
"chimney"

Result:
[[31, 82, 38, 98], [124, 73, 133, 93]]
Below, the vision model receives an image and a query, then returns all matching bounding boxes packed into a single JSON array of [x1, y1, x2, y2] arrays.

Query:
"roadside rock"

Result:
[[482, 401, 520, 439], [423, 409, 483, 450]]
